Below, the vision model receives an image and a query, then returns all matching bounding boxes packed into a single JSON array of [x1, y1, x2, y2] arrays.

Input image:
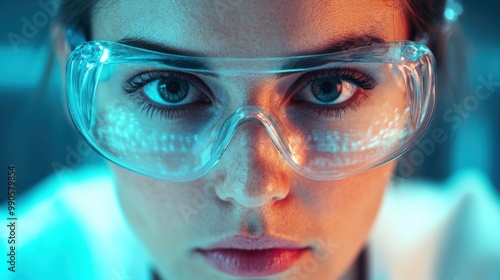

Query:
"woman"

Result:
[[5, 0, 500, 279]]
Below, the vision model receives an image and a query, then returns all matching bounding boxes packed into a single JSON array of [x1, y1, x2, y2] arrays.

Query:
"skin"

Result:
[[62, 0, 409, 279]]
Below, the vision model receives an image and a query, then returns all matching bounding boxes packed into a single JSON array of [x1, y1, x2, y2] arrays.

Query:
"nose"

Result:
[[213, 120, 291, 208]]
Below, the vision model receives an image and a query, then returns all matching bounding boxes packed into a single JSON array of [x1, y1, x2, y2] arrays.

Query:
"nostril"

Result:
[[215, 184, 280, 208]]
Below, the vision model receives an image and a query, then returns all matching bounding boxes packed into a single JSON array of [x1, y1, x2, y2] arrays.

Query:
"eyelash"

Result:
[[121, 68, 377, 120], [297, 68, 376, 90], [289, 67, 377, 119]]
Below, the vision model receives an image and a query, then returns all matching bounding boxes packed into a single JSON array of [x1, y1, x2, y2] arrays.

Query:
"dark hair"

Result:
[[56, 0, 96, 48], [400, 0, 449, 65]]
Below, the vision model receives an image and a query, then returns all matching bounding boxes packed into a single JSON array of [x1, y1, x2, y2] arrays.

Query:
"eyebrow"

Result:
[[118, 34, 385, 79], [118, 37, 219, 77], [276, 34, 386, 78]]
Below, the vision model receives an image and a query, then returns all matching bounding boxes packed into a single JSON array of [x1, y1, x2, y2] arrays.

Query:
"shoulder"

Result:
[[1, 165, 151, 280], [369, 169, 500, 280]]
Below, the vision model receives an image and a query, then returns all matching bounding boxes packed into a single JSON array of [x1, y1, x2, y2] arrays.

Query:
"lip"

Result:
[[197, 235, 310, 277]]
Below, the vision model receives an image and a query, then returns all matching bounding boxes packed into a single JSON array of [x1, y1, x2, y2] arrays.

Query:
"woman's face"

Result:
[[89, 0, 408, 279]]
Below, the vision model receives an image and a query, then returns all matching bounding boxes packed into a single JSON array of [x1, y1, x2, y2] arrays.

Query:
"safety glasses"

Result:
[[66, 40, 435, 182]]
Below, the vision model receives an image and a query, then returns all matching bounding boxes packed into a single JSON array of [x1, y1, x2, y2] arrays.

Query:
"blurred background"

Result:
[[0, 0, 499, 202]]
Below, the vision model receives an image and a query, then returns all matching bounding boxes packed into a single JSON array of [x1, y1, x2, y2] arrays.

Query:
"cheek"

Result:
[[111, 163, 191, 246], [111, 164, 221, 277], [332, 162, 393, 237], [305, 161, 394, 275], [304, 160, 393, 224]]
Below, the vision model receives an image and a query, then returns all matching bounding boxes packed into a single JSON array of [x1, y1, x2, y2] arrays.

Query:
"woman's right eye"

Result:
[[125, 71, 211, 105], [122, 71, 212, 120], [143, 75, 199, 105]]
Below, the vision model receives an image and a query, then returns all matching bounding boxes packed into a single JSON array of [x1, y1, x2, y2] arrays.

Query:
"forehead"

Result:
[[91, 0, 407, 57]]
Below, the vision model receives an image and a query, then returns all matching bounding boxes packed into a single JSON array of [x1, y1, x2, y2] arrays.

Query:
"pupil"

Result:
[[312, 78, 342, 103], [320, 82, 332, 92], [158, 78, 188, 103], [167, 82, 180, 93]]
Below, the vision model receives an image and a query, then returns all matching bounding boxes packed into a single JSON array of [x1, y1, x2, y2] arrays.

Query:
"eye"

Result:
[[288, 68, 377, 119], [127, 71, 210, 106], [122, 71, 212, 120], [307, 76, 356, 104], [144, 76, 190, 105]]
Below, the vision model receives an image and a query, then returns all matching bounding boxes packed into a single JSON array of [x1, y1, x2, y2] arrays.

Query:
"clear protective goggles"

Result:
[[66, 40, 436, 182]]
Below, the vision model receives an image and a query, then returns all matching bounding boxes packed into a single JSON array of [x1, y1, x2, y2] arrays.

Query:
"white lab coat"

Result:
[[1, 165, 499, 280]]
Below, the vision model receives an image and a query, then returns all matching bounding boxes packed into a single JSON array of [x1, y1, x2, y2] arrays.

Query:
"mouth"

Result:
[[196, 235, 311, 277]]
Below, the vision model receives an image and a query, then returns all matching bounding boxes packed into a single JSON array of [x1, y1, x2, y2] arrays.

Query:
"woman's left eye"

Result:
[[288, 68, 377, 118], [302, 76, 356, 105]]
